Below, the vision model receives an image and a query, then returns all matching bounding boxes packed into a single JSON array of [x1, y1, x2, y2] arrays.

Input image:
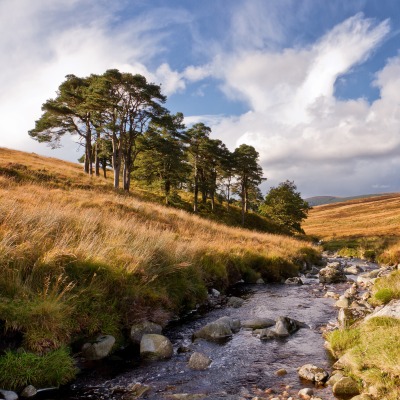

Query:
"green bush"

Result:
[[0, 347, 76, 390], [374, 288, 395, 304]]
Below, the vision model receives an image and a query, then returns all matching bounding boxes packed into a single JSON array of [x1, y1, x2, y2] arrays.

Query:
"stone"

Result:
[[165, 394, 206, 399], [82, 334, 115, 360], [241, 318, 275, 329], [298, 364, 329, 383], [130, 321, 162, 344], [140, 334, 173, 360], [285, 277, 303, 285], [332, 377, 360, 397], [275, 368, 287, 376], [364, 299, 400, 321], [256, 278, 265, 284], [260, 316, 307, 339], [210, 288, 220, 297], [188, 352, 212, 370], [338, 307, 355, 329], [193, 316, 240, 341], [344, 265, 364, 275], [350, 395, 372, 400], [325, 291, 340, 299], [298, 388, 314, 398], [227, 296, 244, 308], [335, 296, 350, 309], [319, 266, 347, 283], [326, 371, 344, 386], [0, 391, 18, 400], [21, 385, 37, 398]]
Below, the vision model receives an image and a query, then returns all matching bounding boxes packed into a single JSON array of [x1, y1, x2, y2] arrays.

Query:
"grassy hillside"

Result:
[[0, 147, 319, 390], [306, 193, 392, 206], [304, 193, 400, 263]]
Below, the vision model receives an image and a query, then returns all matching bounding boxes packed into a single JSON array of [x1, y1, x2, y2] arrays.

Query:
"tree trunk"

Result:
[[95, 142, 100, 177], [101, 158, 107, 178], [165, 180, 171, 205], [241, 182, 246, 226], [112, 134, 120, 189], [193, 159, 198, 213]]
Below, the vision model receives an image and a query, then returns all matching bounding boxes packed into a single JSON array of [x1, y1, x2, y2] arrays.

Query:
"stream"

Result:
[[39, 256, 378, 400]]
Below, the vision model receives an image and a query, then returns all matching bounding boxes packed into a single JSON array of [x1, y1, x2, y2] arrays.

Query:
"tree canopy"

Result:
[[259, 180, 311, 233]]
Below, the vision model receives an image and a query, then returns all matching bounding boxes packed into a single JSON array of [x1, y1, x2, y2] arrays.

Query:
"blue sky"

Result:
[[1, 0, 400, 197]]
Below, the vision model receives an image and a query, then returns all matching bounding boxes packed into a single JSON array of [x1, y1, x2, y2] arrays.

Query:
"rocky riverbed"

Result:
[[15, 254, 392, 400]]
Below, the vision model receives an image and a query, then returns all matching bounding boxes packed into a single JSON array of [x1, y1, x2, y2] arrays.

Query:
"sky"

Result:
[[1, 0, 400, 197]]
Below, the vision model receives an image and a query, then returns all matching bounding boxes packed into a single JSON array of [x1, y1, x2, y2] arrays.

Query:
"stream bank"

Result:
[[31, 256, 382, 400]]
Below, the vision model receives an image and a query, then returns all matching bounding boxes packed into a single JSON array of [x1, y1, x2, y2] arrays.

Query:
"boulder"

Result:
[[210, 288, 220, 297], [344, 265, 364, 275], [130, 321, 162, 344], [326, 371, 345, 386], [140, 334, 173, 360], [335, 296, 350, 309], [364, 299, 400, 321], [275, 368, 287, 376], [82, 334, 115, 360], [193, 316, 240, 341], [285, 277, 303, 285], [20, 385, 37, 398], [298, 388, 314, 398], [241, 318, 275, 329], [325, 291, 340, 299], [332, 377, 360, 397], [338, 307, 355, 328], [298, 364, 329, 383], [0, 391, 18, 400], [226, 296, 244, 308], [188, 352, 212, 370], [319, 266, 347, 283], [260, 317, 307, 339], [256, 278, 265, 284]]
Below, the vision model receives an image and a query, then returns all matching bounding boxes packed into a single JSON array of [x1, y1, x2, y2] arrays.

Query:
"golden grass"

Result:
[[304, 194, 400, 238], [0, 147, 318, 358]]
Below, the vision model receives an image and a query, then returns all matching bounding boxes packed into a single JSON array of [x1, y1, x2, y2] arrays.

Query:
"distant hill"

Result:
[[306, 193, 393, 206]]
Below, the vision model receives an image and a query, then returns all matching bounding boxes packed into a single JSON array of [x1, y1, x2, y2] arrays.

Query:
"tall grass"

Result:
[[0, 148, 320, 389]]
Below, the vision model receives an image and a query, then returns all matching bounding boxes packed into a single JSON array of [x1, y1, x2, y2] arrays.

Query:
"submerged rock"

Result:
[[82, 334, 115, 360], [260, 316, 307, 339], [226, 296, 244, 308], [319, 266, 347, 284], [140, 334, 173, 360], [188, 352, 212, 370], [193, 316, 240, 341], [20, 385, 37, 398], [285, 277, 303, 285]]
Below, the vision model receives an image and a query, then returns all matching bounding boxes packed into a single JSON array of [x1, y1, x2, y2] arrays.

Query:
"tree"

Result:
[[259, 180, 311, 234], [29, 74, 96, 174], [134, 112, 188, 204], [186, 123, 211, 212], [233, 144, 265, 225]]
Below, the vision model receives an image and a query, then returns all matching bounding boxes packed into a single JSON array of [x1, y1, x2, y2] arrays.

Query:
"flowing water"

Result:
[[40, 257, 377, 400]]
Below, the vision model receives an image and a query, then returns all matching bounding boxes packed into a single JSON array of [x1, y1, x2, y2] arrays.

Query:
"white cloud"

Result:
[[192, 13, 399, 196]]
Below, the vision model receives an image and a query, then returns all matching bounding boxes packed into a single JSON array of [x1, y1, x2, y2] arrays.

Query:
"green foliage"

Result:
[[326, 328, 361, 356], [371, 270, 400, 305], [0, 348, 76, 390], [259, 180, 310, 234]]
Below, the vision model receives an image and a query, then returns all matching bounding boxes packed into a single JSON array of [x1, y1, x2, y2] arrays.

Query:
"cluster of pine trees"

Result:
[[29, 70, 265, 224]]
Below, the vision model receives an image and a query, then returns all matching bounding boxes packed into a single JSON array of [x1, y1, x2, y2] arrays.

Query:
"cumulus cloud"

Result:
[[196, 13, 399, 196], [0, 0, 189, 155]]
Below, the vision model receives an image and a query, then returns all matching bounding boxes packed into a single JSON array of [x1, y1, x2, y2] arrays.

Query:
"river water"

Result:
[[40, 257, 375, 400]]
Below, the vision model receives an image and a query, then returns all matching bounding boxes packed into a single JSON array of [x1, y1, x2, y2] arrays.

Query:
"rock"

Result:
[[298, 364, 329, 383], [285, 277, 303, 285], [326, 371, 344, 386], [140, 334, 173, 360], [298, 388, 314, 398], [332, 377, 360, 397], [20, 385, 37, 398], [333, 352, 359, 371], [344, 265, 364, 275], [275, 368, 287, 376], [259, 328, 277, 340], [350, 395, 372, 400], [325, 291, 340, 299], [166, 395, 206, 399], [193, 316, 240, 341], [335, 296, 350, 309], [241, 318, 275, 329], [112, 383, 152, 398], [0, 391, 18, 400], [82, 334, 115, 360], [364, 299, 400, 321], [310, 266, 320, 275], [338, 307, 355, 328], [210, 288, 220, 297], [130, 321, 162, 344], [256, 278, 265, 284], [260, 317, 307, 339], [188, 352, 212, 370], [227, 296, 244, 308], [319, 266, 347, 283]]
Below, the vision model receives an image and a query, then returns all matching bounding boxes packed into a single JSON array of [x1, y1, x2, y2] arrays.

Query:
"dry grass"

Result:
[[0, 147, 318, 361]]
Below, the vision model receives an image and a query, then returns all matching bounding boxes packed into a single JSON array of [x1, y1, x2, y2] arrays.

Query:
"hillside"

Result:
[[304, 193, 400, 263], [306, 193, 392, 206], [0, 147, 319, 389]]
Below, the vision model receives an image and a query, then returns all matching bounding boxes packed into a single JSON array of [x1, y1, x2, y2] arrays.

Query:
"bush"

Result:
[[0, 348, 76, 390]]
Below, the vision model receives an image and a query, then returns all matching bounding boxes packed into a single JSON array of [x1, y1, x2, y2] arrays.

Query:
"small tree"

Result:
[[259, 180, 311, 234]]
